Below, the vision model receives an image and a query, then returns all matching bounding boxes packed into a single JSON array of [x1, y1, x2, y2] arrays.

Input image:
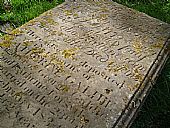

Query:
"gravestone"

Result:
[[0, 0, 170, 128]]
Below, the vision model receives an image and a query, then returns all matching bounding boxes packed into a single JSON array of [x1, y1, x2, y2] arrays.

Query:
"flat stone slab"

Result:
[[0, 0, 170, 128]]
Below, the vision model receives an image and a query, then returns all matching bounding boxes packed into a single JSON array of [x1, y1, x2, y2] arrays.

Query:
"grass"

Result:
[[0, 0, 64, 27], [114, 0, 170, 24], [0, 0, 170, 127]]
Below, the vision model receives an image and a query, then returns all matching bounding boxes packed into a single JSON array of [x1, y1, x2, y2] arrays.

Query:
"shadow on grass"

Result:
[[131, 57, 170, 127], [0, 0, 64, 27]]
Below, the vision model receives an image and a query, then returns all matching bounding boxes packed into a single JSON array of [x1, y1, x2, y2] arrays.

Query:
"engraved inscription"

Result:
[[0, 0, 170, 128]]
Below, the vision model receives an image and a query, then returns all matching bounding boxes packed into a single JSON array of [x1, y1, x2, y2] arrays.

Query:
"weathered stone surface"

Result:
[[0, 0, 170, 128]]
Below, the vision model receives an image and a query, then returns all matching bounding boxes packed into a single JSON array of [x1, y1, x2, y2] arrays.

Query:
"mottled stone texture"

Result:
[[0, 0, 170, 128]]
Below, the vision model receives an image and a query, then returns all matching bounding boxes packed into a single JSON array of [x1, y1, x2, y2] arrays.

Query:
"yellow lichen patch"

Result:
[[14, 91, 24, 101], [43, 10, 59, 17], [51, 58, 64, 65], [75, 5, 80, 9], [14, 91, 23, 97], [151, 42, 163, 48], [20, 20, 37, 28], [107, 60, 115, 72], [23, 41, 32, 47], [142, 35, 149, 42], [127, 83, 140, 91], [31, 48, 45, 54], [24, 20, 37, 27], [100, 7, 109, 12], [73, 13, 79, 17], [13, 91, 24, 100], [0, 34, 16, 48], [54, 21, 59, 25], [44, 41, 49, 45], [11, 29, 23, 35], [39, 18, 58, 26], [45, 10, 53, 16], [32, 57, 39, 62], [30, 48, 45, 62], [51, 59, 64, 72], [107, 60, 114, 67], [94, 1, 100, 5], [32, 65, 39, 70], [40, 52, 48, 58], [132, 38, 143, 53], [99, 13, 108, 20], [133, 68, 143, 82], [49, 54, 65, 72], [0, 41, 12, 48], [46, 18, 57, 25], [134, 73, 143, 82], [60, 85, 70, 92], [64, 10, 73, 16], [18, 53, 29, 58], [4, 34, 14, 41], [50, 53, 57, 58], [6, 28, 13, 33], [29, 20, 36, 25], [58, 31, 64, 36], [111, 64, 129, 72], [40, 21, 47, 27], [80, 115, 89, 124], [50, 30, 57, 35], [134, 83, 139, 88], [62, 48, 79, 59]]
